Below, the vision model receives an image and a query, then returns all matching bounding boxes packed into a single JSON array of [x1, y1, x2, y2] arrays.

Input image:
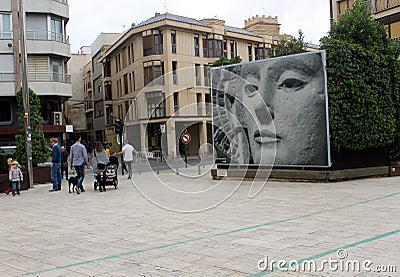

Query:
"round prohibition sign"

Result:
[[181, 132, 191, 144]]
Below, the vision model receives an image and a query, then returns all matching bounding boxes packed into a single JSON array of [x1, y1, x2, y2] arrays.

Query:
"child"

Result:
[[9, 161, 23, 196]]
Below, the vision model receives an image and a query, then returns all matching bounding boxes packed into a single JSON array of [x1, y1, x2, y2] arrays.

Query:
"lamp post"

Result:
[[19, 0, 34, 188]]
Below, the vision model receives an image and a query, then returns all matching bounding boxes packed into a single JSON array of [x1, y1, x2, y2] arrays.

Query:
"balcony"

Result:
[[26, 31, 69, 44], [366, 0, 400, 13], [53, 0, 68, 4], [0, 73, 14, 82], [0, 31, 12, 39], [28, 72, 71, 84]]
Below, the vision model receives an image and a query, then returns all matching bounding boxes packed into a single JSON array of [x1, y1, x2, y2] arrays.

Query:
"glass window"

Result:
[[146, 91, 165, 118], [171, 31, 176, 53], [0, 100, 12, 122], [194, 36, 199, 56], [50, 18, 63, 42], [0, 13, 12, 39]]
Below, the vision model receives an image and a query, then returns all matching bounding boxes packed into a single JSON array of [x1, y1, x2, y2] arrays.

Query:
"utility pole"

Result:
[[19, 0, 34, 188]]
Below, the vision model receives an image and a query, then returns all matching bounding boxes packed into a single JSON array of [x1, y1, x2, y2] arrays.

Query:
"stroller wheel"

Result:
[[94, 181, 98, 191]]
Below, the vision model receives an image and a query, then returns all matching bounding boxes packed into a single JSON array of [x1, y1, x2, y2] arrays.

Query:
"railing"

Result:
[[28, 72, 71, 84], [0, 31, 12, 39], [52, 0, 68, 4], [365, 0, 400, 13], [26, 30, 69, 44], [0, 73, 14, 82]]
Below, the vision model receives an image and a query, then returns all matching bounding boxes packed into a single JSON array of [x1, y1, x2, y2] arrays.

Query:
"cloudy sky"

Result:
[[68, 0, 331, 53]]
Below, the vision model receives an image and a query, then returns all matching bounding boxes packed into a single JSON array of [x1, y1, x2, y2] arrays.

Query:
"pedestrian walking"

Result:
[[49, 137, 62, 192], [9, 160, 23, 196], [70, 134, 89, 194], [113, 140, 138, 179]]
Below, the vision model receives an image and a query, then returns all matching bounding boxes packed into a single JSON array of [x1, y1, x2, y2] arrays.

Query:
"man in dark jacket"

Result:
[[50, 137, 62, 192]]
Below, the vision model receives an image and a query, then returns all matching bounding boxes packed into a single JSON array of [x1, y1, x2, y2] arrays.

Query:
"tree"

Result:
[[320, 0, 400, 160], [15, 88, 50, 166], [211, 56, 242, 67], [273, 30, 307, 57]]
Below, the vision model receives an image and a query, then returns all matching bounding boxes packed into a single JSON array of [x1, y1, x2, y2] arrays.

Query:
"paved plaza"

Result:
[[0, 166, 399, 276]]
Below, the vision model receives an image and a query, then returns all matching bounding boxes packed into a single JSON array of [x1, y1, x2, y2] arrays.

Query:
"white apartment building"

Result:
[[0, 0, 71, 145]]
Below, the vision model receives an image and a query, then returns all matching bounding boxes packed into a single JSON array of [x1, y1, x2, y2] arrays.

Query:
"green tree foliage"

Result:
[[273, 30, 307, 57], [211, 56, 242, 67], [15, 88, 50, 166], [320, 0, 400, 160]]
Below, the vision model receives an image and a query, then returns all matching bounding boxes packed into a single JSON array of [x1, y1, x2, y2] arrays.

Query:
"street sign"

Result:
[[181, 131, 191, 144]]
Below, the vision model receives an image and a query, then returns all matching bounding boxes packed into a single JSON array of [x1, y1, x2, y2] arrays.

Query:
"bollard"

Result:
[[175, 156, 179, 175], [156, 156, 159, 175], [198, 155, 201, 175], [202, 153, 205, 169]]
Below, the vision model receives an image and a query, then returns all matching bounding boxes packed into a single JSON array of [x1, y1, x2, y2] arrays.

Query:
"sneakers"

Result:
[[80, 188, 86, 192], [75, 187, 80, 194]]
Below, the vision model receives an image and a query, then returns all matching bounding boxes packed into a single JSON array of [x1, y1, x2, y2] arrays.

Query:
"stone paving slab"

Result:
[[0, 169, 399, 276]]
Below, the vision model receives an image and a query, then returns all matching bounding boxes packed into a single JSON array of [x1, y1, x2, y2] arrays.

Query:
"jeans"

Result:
[[11, 181, 20, 195], [51, 162, 62, 190], [74, 164, 85, 190], [125, 160, 133, 177]]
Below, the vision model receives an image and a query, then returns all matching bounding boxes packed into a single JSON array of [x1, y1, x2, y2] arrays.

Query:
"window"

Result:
[[173, 91, 179, 114], [204, 64, 210, 86], [203, 39, 223, 58], [0, 100, 12, 123], [0, 13, 12, 39], [50, 57, 64, 82], [143, 61, 164, 86], [194, 36, 199, 56], [0, 54, 14, 82], [143, 30, 163, 56], [123, 74, 128, 94], [248, 44, 253, 61], [146, 91, 165, 118], [50, 18, 63, 42], [195, 64, 201, 86], [223, 41, 227, 58], [230, 42, 235, 59], [172, 61, 177, 84], [94, 100, 104, 118], [171, 30, 176, 53]]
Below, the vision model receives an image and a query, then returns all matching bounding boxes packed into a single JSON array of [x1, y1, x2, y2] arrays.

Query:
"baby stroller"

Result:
[[94, 156, 119, 192]]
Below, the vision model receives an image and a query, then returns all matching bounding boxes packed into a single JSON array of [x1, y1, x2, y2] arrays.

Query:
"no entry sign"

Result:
[[181, 131, 191, 144]]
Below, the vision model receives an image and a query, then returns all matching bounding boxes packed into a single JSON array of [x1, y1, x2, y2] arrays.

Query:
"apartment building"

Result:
[[330, 0, 400, 39], [0, 0, 71, 146], [89, 12, 287, 157]]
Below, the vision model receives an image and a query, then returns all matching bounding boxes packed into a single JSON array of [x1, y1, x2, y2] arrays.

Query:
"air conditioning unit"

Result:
[[53, 111, 62, 126]]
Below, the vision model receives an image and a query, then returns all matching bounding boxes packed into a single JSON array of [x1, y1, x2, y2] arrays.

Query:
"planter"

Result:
[[0, 172, 29, 192], [32, 165, 52, 184]]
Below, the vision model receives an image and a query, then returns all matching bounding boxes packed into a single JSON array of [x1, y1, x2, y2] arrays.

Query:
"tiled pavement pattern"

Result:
[[0, 167, 398, 276]]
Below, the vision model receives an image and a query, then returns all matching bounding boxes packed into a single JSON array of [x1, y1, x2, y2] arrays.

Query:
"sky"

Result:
[[68, 0, 331, 53]]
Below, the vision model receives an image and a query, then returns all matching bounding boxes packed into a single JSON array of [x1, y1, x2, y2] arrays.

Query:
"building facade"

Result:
[[0, 0, 71, 146], [86, 13, 289, 157], [330, 0, 400, 39]]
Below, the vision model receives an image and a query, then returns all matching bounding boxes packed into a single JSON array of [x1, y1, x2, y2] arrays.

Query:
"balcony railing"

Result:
[[52, 0, 68, 4], [365, 0, 400, 13], [26, 31, 69, 44], [0, 73, 14, 82], [28, 72, 71, 84], [0, 31, 12, 39]]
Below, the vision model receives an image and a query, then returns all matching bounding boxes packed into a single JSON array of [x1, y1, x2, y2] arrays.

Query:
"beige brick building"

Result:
[[95, 12, 288, 157]]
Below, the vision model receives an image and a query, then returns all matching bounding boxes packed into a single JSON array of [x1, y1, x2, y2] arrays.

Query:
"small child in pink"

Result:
[[9, 161, 23, 196]]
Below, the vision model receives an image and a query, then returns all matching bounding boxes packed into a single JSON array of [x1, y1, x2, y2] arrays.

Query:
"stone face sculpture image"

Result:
[[212, 51, 330, 167]]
